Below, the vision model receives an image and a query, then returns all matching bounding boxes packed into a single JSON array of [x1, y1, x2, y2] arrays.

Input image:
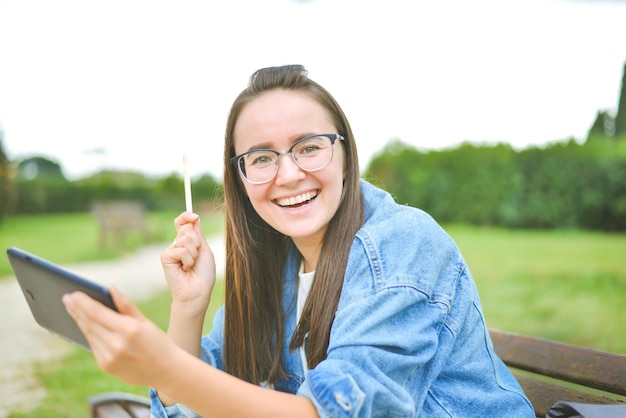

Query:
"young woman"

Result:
[[64, 65, 534, 417]]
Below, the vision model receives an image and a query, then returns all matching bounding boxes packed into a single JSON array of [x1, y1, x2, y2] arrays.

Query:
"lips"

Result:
[[275, 190, 318, 208]]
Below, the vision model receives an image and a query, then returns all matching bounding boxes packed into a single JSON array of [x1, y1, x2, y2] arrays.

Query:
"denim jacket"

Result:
[[150, 179, 534, 417]]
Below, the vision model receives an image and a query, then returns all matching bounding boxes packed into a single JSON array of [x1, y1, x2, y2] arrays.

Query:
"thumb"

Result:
[[110, 285, 144, 320]]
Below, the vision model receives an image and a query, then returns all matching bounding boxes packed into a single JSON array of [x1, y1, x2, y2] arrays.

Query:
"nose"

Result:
[[274, 153, 305, 185]]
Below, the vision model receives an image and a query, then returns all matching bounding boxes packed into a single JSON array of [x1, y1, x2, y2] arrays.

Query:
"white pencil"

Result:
[[183, 155, 193, 213]]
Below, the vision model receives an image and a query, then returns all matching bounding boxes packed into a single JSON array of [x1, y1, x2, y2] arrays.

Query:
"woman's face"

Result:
[[233, 89, 345, 249]]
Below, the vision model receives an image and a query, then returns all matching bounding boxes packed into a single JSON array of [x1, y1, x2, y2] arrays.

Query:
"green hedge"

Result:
[[364, 137, 626, 231], [5, 170, 223, 215]]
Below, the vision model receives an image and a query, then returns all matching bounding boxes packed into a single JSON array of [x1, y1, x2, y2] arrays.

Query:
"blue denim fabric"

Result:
[[150, 179, 534, 417]]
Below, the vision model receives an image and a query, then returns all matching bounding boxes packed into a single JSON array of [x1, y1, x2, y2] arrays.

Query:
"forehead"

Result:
[[233, 89, 335, 151]]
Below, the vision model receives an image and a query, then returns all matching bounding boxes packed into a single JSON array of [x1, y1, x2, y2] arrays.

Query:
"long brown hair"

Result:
[[222, 65, 364, 384]]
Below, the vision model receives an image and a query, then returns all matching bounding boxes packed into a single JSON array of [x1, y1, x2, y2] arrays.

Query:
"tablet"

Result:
[[6, 247, 118, 350]]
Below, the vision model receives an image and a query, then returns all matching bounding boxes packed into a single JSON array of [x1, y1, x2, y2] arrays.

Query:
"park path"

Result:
[[0, 235, 224, 418]]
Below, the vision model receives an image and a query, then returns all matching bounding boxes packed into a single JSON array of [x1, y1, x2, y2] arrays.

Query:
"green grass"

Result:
[[5, 222, 626, 417], [0, 211, 223, 278], [445, 225, 626, 354]]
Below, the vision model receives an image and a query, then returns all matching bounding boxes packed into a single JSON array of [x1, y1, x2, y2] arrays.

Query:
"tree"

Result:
[[615, 61, 626, 137], [586, 110, 614, 140], [0, 123, 13, 223], [17, 156, 67, 182]]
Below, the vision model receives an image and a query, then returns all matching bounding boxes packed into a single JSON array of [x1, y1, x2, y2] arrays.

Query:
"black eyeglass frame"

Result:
[[230, 133, 345, 184]]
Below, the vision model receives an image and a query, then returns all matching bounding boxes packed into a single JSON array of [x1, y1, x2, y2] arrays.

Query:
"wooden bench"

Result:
[[91, 201, 150, 249], [88, 392, 150, 418], [490, 329, 626, 417]]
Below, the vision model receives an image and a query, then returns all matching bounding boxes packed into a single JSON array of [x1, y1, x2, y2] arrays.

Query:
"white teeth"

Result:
[[277, 191, 318, 207]]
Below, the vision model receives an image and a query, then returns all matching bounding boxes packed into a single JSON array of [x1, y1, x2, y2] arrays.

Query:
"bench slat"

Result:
[[490, 330, 626, 396], [514, 374, 623, 417], [88, 392, 150, 418], [91, 403, 133, 418]]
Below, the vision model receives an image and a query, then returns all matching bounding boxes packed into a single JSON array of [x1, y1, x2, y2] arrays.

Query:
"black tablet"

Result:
[[6, 247, 118, 350]]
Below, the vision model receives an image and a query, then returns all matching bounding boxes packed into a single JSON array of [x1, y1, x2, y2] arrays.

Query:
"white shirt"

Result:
[[297, 264, 315, 373]]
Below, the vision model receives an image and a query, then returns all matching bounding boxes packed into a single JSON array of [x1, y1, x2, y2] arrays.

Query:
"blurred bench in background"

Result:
[[91, 201, 149, 249]]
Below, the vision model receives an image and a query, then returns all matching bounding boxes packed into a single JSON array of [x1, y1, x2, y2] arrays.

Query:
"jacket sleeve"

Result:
[[149, 306, 226, 417]]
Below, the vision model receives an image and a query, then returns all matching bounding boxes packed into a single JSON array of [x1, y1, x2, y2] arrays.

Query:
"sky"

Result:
[[1, 0, 625, 180]]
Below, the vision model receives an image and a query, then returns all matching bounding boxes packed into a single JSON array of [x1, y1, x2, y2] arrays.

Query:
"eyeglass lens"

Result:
[[239, 135, 334, 183]]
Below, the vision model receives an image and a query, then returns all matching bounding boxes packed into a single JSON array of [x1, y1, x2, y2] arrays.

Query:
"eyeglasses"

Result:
[[230, 133, 344, 184]]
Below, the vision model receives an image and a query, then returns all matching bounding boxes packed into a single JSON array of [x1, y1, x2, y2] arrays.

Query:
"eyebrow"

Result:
[[243, 133, 317, 153], [244, 142, 274, 153]]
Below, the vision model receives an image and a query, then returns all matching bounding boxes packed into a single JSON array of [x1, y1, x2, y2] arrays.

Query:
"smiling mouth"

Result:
[[275, 190, 319, 208]]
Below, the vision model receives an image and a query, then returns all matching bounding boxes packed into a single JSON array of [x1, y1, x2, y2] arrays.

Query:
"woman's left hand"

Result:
[[63, 285, 180, 387]]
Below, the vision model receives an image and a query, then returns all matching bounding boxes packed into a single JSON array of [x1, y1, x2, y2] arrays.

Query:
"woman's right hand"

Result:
[[160, 212, 216, 318]]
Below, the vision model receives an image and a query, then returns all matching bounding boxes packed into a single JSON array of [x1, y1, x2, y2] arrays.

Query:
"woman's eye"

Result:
[[250, 154, 274, 166], [300, 145, 320, 155]]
